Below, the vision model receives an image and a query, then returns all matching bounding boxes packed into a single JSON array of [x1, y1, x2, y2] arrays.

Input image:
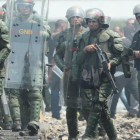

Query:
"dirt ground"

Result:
[[1, 109, 140, 140]]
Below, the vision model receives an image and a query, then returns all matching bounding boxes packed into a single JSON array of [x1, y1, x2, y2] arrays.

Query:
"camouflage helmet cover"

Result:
[[133, 4, 140, 18], [66, 6, 84, 20], [84, 8, 105, 25]]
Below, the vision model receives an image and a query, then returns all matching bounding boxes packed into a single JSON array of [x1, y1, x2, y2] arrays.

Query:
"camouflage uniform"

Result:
[[75, 8, 123, 140], [54, 6, 95, 140], [0, 21, 11, 127], [0, 7, 12, 130], [5, 0, 51, 135], [55, 26, 89, 139]]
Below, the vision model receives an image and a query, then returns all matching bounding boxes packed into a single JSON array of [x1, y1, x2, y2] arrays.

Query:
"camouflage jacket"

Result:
[[73, 29, 123, 81], [54, 27, 88, 72]]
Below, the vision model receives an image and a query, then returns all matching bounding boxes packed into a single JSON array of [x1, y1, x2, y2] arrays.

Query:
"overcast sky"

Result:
[[1, 0, 140, 21]]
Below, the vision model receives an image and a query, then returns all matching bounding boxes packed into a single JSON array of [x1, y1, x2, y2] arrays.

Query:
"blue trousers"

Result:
[[51, 88, 61, 118]]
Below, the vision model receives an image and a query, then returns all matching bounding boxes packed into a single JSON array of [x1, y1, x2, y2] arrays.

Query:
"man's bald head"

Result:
[[55, 19, 67, 31], [113, 26, 124, 37]]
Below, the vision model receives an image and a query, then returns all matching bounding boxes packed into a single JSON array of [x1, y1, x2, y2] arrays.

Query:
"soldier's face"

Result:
[[70, 16, 83, 26], [88, 19, 99, 30], [19, 4, 31, 15]]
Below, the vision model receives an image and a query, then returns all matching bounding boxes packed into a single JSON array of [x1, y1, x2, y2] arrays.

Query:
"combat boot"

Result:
[[3, 115, 12, 130], [28, 123, 39, 135], [19, 123, 39, 136], [4, 122, 12, 130], [19, 127, 30, 136], [68, 131, 79, 140], [12, 118, 21, 132]]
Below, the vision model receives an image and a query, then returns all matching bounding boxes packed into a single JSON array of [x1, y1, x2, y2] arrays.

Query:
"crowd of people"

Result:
[[0, 0, 140, 140]]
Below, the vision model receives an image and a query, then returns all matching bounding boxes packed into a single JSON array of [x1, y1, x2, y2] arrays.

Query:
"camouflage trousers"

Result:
[[19, 89, 42, 129], [65, 87, 99, 139], [82, 83, 118, 140], [5, 88, 21, 129], [6, 88, 42, 129], [0, 78, 12, 128], [81, 89, 106, 139]]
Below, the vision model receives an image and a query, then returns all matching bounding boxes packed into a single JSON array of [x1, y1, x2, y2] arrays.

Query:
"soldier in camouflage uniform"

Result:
[[5, 0, 51, 135], [130, 4, 140, 117], [0, 6, 12, 130], [54, 6, 89, 140], [75, 8, 123, 140]]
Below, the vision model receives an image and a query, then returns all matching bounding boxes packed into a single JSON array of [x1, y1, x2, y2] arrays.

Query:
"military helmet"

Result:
[[16, 0, 34, 3], [16, 0, 35, 15], [103, 16, 111, 28], [2, 3, 6, 10], [84, 8, 105, 25], [66, 6, 84, 20], [133, 4, 140, 19]]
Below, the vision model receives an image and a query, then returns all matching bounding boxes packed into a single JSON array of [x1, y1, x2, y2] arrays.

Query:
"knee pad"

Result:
[[29, 91, 42, 101]]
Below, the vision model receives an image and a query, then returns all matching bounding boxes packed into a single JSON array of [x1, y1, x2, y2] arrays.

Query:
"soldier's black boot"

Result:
[[12, 119, 21, 132], [4, 115, 12, 130], [19, 127, 30, 136], [4, 122, 12, 130], [28, 123, 39, 136], [19, 123, 39, 136], [82, 126, 99, 140], [66, 107, 78, 140]]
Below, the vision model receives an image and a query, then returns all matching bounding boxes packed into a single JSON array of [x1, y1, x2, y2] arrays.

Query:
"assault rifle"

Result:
[[95, 44, 119, 94]]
